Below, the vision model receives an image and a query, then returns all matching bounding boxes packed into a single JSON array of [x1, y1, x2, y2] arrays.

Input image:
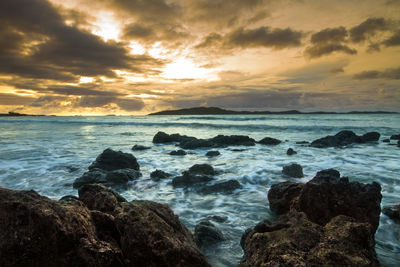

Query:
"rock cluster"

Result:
[[73, 149, 141, 188], [240, 169, 382, 266], [311, 130, 380, 148], [0, 184, 210, 267]]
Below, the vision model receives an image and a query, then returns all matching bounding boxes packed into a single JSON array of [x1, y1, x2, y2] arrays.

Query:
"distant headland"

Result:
[[0, 112, 47, 117], [148, 107, 398, 116]]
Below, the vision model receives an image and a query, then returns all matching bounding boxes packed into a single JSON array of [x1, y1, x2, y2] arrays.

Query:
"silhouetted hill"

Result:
[[0, 112, 46, 117]]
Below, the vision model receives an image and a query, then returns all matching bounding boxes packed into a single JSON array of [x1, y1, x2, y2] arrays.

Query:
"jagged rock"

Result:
[[131, 145, 151, 151], [258, 137, 281, 145], [311, 130, 380, 148], [0, 185, 210, 267], [390, 134, 400, 140], [206, 150, 220, 157], [150, 169, 171, 180], [287, 148, 297, 155], [382, 138, 390, 143], [88, 148, 140, 171], [282, 163, 304, 178], [188, 164, 215, 176], [153, 131, 197, 144], [194, 220, 225, 248], [382, 204, 400, 221], [240, 211, 380, 267], [169, 149, 187, 156], [73, 168, 141, 188], [172, 173, 213, 188], [199, 180, 242, 194], [268, 181, 304, 215]]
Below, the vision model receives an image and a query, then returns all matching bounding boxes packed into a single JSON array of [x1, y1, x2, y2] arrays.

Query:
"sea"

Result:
[[0, 114, 399, 266]]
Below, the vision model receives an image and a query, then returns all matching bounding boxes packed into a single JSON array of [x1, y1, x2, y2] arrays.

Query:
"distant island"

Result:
[[0, 112, 46, 117], [148, 107, 398, 116]]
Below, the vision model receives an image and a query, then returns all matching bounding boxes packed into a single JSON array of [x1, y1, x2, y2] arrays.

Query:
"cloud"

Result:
[[0, 93, 36, 105], [305, 43, 357, 58], [383, 31, 400, 47], [349, 17, 390, 43], [353, 67, 400, 80], [310, 27, 348, 44]]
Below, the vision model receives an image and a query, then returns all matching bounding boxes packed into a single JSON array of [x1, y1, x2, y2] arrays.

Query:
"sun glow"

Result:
[[91, 13, 120, 41], [161, 58, 218, 80], [79, 76, 94, 83]]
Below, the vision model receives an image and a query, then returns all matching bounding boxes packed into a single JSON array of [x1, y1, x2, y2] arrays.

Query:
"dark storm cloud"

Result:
[[122, 23, 190, 44], [0, 93, 36, 105], [349, 17, 390, 43], [383, 31, 400, 47], [305, 44, 357, 58], [353, 67, 400, 80], [310, 27, 348, 44], [0, 0, 163, 82]]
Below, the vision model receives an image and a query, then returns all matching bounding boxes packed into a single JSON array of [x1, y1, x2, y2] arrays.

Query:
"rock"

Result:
[[131, 144, 151, 151], [258, 137, 281, 145], [398, 140, 400, 147], [188, 164, 215, 175], [0, 185, 210, 267], [296, 141, 309, 144], [209, 135, 255, 147], [152, 131, 175, 143], [172, 173, 213, 188], [206, 150, 220, 157], [200, 180, 242, 194], [73, 168, 141, 188], [286, 148, 297, 155], [88, 148, 140, 171], [361, 131, 380, 142], [390, 134, 400, 140], [194, 220, 225, 248], [311, 130, 381, 148], [282, 163, 304, 178], [150, 169, 171, 180], [382, 138, 390, 143], [169, 149, 187, 156], [382, 204, 400, 221], [207, 215, 228, 223], [268, 181, 304, 215], [240, 211, 380, 267]]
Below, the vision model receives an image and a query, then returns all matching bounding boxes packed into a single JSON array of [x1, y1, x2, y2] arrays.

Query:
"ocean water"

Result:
[[0, 114, 399, 266]]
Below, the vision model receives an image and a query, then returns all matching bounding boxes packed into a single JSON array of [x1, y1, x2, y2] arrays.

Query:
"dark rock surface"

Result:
[[172, 173, 213, 188], [206, 150, 220, 157], [382, 138, 390, 143], [311, 130, 380, 148], [169, 149, 187, 156], [296, 141, 309, 144], [282, 163, 304, 178], [258, 137, 281, 145], [199, 180, 242, 194], [131, 144, 151, 151], [89, 148, 140, 171], [188, 164, 215, 176], [152, 131, 255, 149], [286, 148, 297, 155], [0, 185, 210, 267], [194, 220, 225, 248], [150, 169, 171, 180], [242, 170, 382, 266], [382, 204, 400, 221], [390, 134, 400, 140]]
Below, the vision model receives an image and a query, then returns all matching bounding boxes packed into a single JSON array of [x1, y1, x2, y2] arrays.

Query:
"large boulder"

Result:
[[390, 134, 400, 140], [150, 170, 171, 180], [73, 168, 141, 188], [258, 137, 281, 145], [199, 180, 242, 194], [194, 220, 225, 248], [311, 130, 380, 148], [188, 164, 215, 176], [172, 164, 216, 187], [268, 181, 304, 215], [282, 163, 304, 178], [0, 185, 210, 267], [88, 148, 140, 171]]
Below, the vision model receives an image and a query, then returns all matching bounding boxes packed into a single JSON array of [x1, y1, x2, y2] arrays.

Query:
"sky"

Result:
[[0, 0, 399, 115]]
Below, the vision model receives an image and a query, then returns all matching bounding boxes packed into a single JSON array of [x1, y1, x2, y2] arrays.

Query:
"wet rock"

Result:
[[311, 130, 380, 148], [286, 148, 297, 155], [282, 163, 304, 178], [268, 181, 304, 215], [390, 134, 400, 140], [206, 150, 220, 157], [200, 180, 242, 194], [150, 169, 171, 180], [153, 131, 196, 144], [0, 185, 210, 267], [240, 211, 380, 267], [382, 204, 400, 221], [106, 169, 141, 184], [169, 149, 187, 156], [131, 144, 151, 151], [258, 137, 281, 145], [73, 168, 141, 188], [296, 141, 309, 144], [189, 164, 215, 175], [398, 140, 400, 147], [73, 168, 108, 188], [172, 173, 213, 188], [209, 135, 255, 147], [88, 148, 140, 171], [207, 215, 228, 223], [382, 138, 390, 143], [194, 220, 225, 248]]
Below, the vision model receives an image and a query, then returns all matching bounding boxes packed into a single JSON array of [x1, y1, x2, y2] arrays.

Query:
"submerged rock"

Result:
[[242, 170, 382, 266], [390, 134, 400, 140], [89, 148, 140, 171], [258, 137, 281, 145], [194, 220, 225, 248], [382, 138, 390, 143], [199, 180, 242, 194], [169, 149, 187, 156], [0, 185, 210, 267], [286, 148, 297, 155], [131, 144, 151, 151], [150, 169, 171, 180], [282, 163, 304, 178], [205, 150, 220, 157], [296, 141, 309, 144], [172, 173, 213, 187], [382, 204, 400, 221], [311, 130, 380, 148]]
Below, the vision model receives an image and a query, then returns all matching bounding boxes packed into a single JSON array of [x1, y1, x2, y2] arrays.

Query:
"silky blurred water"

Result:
[[0, 114, 399, 266]]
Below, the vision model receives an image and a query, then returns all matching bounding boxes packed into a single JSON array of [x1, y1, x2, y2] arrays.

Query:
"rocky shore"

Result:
[[1, 129, 399, 266]]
